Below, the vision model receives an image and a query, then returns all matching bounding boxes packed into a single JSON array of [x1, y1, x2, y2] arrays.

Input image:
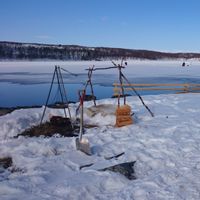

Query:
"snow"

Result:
[[1, 59, 200, 199], [1, 93, 200, 199]]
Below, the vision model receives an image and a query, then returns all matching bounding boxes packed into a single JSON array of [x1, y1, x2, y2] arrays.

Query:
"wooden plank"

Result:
[[189, 83, 200, 87], [113, 83, 200, 95], [113, 83, 190, 86], [190, 87, 200, 91], [114, 87, 186, 91]]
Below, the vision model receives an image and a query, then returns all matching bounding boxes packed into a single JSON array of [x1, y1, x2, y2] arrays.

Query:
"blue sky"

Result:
[[0, 0, 200, 52]]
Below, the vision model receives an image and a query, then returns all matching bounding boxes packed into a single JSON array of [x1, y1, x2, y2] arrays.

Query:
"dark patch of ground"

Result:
[[0, 106, 42, 116], [100, 161, 136, 180], [15, 121, 79, 138], [0, 157, 25, 181], [0, 157, 12, 170], [0, 102, 78, 116], [0, 108, 14, 116]]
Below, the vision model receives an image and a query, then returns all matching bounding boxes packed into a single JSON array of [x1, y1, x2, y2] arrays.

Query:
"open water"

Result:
[[1, 72, 200, 107]]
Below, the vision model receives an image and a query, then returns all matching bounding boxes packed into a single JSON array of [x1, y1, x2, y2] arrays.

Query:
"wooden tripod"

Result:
[[85, 60, 154, 117], [40, 65, 72, 124], [84, 65, 96, 106]]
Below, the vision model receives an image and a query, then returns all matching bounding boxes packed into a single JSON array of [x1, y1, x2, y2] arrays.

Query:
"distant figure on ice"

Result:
[[182, 62, 186, 67]]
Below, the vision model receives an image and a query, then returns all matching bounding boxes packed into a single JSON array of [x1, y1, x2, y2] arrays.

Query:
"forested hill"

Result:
[[0, 41, 200, 60]]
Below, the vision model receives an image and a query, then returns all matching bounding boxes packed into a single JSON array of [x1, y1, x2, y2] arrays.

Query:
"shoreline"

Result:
[[0, 105, 42, 116], [0, 101, 79, 116]]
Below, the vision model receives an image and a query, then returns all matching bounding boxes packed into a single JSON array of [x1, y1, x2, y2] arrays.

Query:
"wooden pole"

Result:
[[88, 66, 96, 106], [84, 66, 96, 106], [112, 60, 154, 117], [57, 66, 72, 122], [121, 73, 154, 117], [118, 66, 126, 105], [55, 66, 67, 118], [40, 67, 56, 124]]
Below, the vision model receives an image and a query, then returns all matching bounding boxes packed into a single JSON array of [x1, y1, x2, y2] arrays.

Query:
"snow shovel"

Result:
[[75, 90, 91, 155]]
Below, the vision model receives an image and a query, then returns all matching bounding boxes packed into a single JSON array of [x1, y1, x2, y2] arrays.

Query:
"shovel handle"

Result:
[[79, 90, 85, 105], [79, 90, 85, 141]]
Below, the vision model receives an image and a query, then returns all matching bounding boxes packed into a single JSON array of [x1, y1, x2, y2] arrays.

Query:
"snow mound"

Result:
[[85, 104, 116, 126], [1, 94, 200, 199]]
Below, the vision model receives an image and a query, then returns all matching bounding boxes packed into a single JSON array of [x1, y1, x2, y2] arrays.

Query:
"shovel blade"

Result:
[[76, 138, 91, 155]]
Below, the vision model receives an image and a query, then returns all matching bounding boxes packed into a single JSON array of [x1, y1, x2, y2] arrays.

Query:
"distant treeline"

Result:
[[0, 41, 200, 60]]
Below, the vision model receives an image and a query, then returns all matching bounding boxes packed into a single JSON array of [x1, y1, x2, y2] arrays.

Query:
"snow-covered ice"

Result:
[[0, 59, 200, 77], [1, 93, 200, 199]]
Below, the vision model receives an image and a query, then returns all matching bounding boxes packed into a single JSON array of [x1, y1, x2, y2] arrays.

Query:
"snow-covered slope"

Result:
[[1, 94, 200, 199], [1, 41, 200, 60]]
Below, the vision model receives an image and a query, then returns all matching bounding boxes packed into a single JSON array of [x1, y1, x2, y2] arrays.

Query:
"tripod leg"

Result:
[[55, 67, 67, 118], [40, 67, 56, 124], [121, 73, 154, 117], [89, 80, 96, 106], [57, 67, 72, 121]]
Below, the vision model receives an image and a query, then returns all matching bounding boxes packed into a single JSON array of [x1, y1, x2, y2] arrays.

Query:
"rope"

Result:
[[85, 66, 125, 71], [60, 67, 78, 76]]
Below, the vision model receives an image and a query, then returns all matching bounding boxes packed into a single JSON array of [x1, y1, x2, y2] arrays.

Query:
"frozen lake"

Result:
[[0, 60, 200, 107]]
